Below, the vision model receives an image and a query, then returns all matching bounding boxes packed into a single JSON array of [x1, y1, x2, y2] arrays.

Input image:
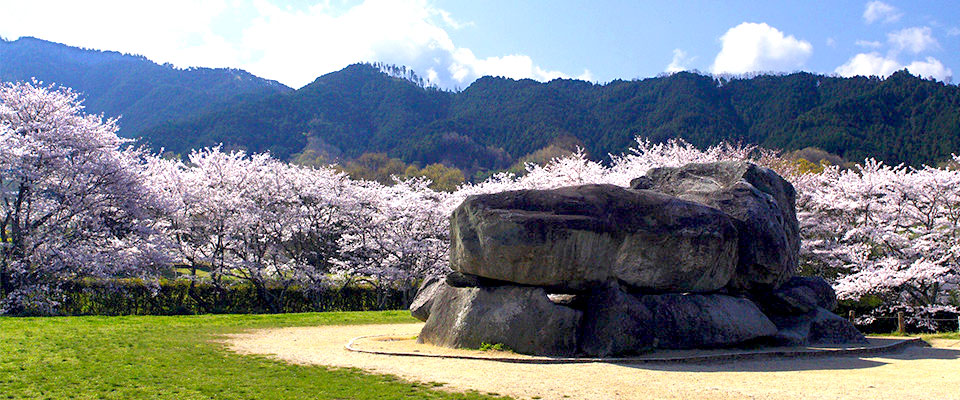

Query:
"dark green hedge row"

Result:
[[55, 279, 407, 316]]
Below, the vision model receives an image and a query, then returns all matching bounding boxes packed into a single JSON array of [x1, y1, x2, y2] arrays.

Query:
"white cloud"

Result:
[[448, 48, 583, 83], [948, 27, 960, 37], [835, 53, 952, 82], [0, 0, 579, 89], [887, 26, 939, 54], [710, 22, 813, 75], [905, 57, 953, 81], [835, 53, 902, 77], [0, 0, 238, 69], [665, 49, 695, 73], [863, 1, 901, 24], [826, 38, 837, 48], [434, 8, 473, 30], [855, 39, 883, 48]]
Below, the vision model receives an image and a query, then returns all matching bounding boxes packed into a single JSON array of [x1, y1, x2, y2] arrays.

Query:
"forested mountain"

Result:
[[0, 37, 290, 136], [4, 37, 960, 172], [140, 64, 960, 171]]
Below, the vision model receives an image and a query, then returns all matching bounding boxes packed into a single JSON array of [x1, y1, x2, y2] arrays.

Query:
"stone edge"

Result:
[[344, 335, 927, 365]]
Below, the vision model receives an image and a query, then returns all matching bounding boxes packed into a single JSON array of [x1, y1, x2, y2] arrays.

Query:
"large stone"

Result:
[[638, 293, 778, 349], [415, 160, 858, 356], [766, 313, 814, 346], [767, 307, 868, 346], [578, 283, 655, 357], [758, 276, 838, 315], [808, 307, 869, 345], [418, 283, 582, 356], [409, 275, 443, 322], [787, 276, 838, 312], [633, 161, 799, 292], [450, 184, 738, 292]]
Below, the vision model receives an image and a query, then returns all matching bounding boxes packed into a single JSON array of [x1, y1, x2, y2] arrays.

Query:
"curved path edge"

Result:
[[345, 335, 927, 365]]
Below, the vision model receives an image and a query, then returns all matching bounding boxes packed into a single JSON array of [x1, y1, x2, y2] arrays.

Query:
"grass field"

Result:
[[0, 311, 505, 400], [927, 331, 960, 340], [873, 331, 960, 340]]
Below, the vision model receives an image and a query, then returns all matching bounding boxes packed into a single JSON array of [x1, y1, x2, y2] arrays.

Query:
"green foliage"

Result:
[[834, 295, 901, 333], [785, 146, 852, 174], [0, 312, 505, 399], [48, 279, 406, 316], [10, 39, 960, 173], [477, 342, 512, 352], [343, 152, 409, 184], [793, 158, 826, 174], [135, 66, 960, 173], [341, 152, 465, 191], [508, 135, 585, 175], [785, 147, 846, 167], [404, 163, 465, 192], [289, 148, 333, 169]]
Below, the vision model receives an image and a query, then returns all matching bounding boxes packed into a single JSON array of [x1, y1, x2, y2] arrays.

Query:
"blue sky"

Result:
[[1, 0, 956, 89]]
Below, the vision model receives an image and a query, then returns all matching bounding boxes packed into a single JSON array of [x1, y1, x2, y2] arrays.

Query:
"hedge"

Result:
[[54, 279, 407, 316]]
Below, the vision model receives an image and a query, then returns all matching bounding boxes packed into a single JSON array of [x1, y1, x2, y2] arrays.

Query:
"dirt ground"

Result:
[[224, 323, 960, 400]]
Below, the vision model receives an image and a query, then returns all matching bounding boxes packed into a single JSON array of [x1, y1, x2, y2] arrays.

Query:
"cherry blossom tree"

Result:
[[605, 138, 757, 185], [0, 82, 169, 314], [796, 159, 960, 329], [334, 177, 451, 307], [148, 147, 358, 312], [281, 163, 354, 302], [3, 81, 956, 323]]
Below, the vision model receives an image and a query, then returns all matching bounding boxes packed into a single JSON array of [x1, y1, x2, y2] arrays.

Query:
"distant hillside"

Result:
[[143, 63, 460, 164], [0, 36, 290, 137], [5, 37, 960, 171], [143, 64, 960, 171]]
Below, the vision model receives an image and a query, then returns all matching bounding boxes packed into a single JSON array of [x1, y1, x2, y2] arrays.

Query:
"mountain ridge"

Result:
[[4, 37, 960, 173], [150, 64, 956, 172], [0, 36, 291, 136]]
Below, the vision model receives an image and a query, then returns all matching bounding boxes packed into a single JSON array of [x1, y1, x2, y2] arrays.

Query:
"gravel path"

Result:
[[223, 323, 960, 400]]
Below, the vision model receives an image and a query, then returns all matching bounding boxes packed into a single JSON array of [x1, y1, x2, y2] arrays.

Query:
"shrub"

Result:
[[47, 278, 405, 316]]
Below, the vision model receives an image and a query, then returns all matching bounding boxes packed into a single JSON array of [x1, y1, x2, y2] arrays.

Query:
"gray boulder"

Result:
[[638, 293, 778, 349], [767, 307, 868, 346], [418, 283, 582, 356], [809, 307, 869, 345], [758, 276, 838, 315], [413, 160, 863, 356], [450, 184, 738, 292], [788, 276, 839, 312], [633, 161, 799, 292], [578, 283, 655, 357], [767, 313, 814, 346], [409, 275, 443, 322]]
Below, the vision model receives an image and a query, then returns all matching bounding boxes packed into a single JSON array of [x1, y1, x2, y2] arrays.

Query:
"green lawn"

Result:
[[0, 311, 507, 400], [871, 331, 960, 340], [916, 332, 959, 341]]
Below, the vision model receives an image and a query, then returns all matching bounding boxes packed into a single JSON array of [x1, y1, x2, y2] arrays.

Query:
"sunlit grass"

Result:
[[871, 331, 960, 341], [0, 311, 507, 399], [922, 331, 960, 340]]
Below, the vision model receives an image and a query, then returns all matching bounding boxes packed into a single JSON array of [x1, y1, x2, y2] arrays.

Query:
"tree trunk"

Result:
[[0, 263, 9, 301], [186, 280, 208, 314], [254, 282, 279, 314]]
